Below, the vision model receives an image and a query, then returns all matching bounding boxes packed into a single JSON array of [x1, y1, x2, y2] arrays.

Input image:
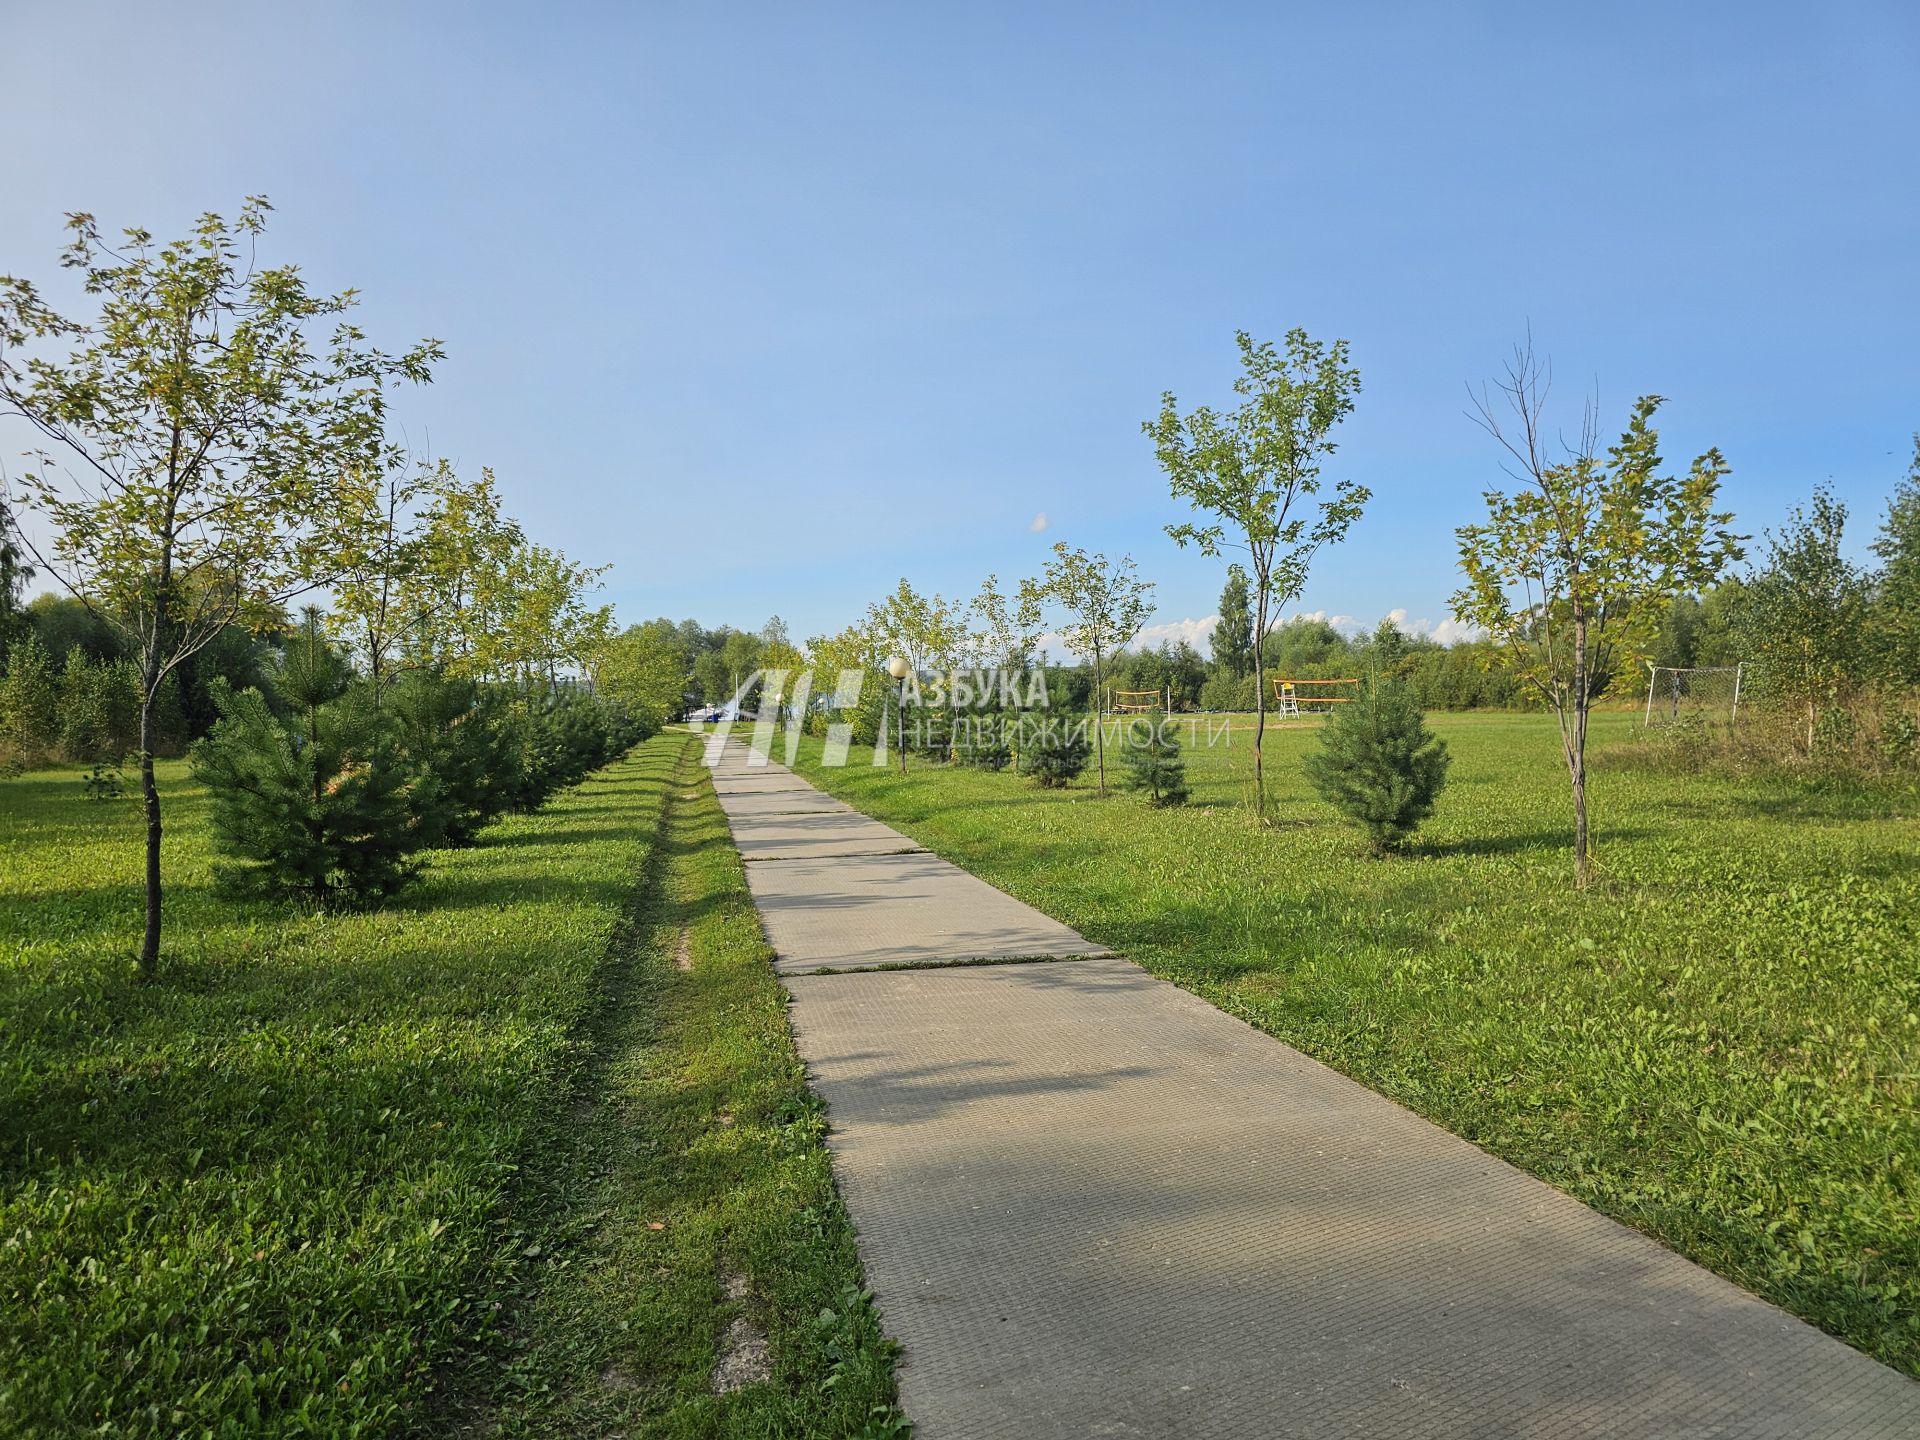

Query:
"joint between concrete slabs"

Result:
[[779, 951, 1120, 979]]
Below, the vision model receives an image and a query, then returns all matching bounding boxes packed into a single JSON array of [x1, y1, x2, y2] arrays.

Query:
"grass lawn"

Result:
[[0, 735, 901, 1438], [766, 709, 1920, 1375]]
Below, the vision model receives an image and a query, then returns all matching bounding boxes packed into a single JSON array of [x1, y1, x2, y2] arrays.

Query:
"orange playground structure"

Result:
[[1272, 677, 1360, 716]]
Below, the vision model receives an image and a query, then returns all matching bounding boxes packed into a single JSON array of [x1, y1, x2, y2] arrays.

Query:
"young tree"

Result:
[[1119, 720, 1190, 806], [327, 456, 443, 703], [1212, 563, 1254, 677], [0, 632, 57, 764], [398, 465, 525, 680], [863, 579, 967, 766], [1869, 438, 1920, 688], [1148, 329, 1369, 818], [968, 571, 1045, 675], [1737, 485, 1868, 751], [1034, 542, 1153, 796], [1453, 344, 1740, 888], [1302, 677, 1450, 854], [591, 618, 691, 729], [0, 495, 31, 666], [0, 198, 439, 972]]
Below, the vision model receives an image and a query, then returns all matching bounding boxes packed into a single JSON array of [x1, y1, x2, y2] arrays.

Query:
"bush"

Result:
[[1199, 668, 1254, 712], [191, 619, 427, 904], [1015, 716, 1091, 788], [1301, 678, 1451, 853], [0, 632, 58, 766], [1119, 718, 1189, 806], [57, 646, 140, 762]]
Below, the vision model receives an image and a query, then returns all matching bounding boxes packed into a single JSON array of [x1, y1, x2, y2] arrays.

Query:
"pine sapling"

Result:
[[1301, 677, 1450, 853]]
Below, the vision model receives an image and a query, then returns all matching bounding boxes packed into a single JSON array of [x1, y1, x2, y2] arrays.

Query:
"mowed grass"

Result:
[[1, 739, 683, 1436], [463, 741, 903, 1438], [770, 709, 1920, 1374]]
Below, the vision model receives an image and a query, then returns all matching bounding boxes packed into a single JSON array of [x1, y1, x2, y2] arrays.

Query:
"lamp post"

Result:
[[886, 655, 911, 774]]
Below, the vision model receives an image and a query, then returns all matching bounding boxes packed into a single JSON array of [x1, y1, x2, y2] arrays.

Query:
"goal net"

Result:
[[1643, 663, 1744, 726]]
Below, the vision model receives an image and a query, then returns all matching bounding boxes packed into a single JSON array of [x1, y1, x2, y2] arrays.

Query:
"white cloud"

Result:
[[1384, 607, 1484, 645], [1134, 615, 1217, 650], [1033, 615, 1215, 660], [1028, 608, 1483, 661], [1280, 609, 1366, 636], [1028, 511, 1049, 533]]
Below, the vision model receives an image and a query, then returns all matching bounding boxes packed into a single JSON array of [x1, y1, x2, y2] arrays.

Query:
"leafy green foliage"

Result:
[[506, 690, 651, 813], [1301, 679, 1451, 852], [1119, 720, 1189, 806], [1736, 486, 1868, 753], [80, 760, 126, 802], [1213, 564, 1254, 677], [1148, 328, 1369, 814], [1453, 345, 1740, 884], [1033, 542, 1154, 794], [1871, 438, 1920, 687], [0, 494, 29, 666], [56, 646, 140, 762], [0, 196, 439, 971], [0, 631, 57, 766]]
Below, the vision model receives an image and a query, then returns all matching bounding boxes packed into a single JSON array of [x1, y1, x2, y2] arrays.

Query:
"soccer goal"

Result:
[[1643, 662, 1744, 725], [1273, 677, 1359, 717]]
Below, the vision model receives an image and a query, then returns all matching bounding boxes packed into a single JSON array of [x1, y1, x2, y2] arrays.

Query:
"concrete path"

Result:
[[702, 736, 1920, 1438]]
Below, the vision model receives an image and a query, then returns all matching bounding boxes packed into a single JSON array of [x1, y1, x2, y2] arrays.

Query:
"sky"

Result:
[[3, 1, 1916, 651]]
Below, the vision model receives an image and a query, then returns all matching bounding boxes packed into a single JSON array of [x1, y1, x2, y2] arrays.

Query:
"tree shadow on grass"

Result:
[[1411, 827, 1651, 860]]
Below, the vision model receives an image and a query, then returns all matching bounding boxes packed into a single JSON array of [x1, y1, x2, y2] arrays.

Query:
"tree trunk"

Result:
[[1093, 649, 1107, 795], [1252, 582, 1269, 820], [1570, 745, 1590, 889], [137, 687, 163, 977], [1570, 615, 1591, 890]]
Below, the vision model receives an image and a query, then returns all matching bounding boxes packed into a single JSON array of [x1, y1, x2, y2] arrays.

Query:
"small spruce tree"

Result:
[[1302, 677, 1450, 853], [1119, 718, 1189, 806]]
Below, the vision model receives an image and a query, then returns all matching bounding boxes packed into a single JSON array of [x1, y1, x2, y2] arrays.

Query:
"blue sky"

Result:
[[4, 1, 1916, 648]]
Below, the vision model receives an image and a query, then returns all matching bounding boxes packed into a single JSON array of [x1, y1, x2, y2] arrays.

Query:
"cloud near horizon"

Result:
[[1032, 607, 1482, 658]]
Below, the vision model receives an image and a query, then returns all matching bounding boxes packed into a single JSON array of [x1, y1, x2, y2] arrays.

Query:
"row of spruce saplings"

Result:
[[793, 669, 1454, 851], [789, 675, 1191, 803], [29, 612, 650, 903]]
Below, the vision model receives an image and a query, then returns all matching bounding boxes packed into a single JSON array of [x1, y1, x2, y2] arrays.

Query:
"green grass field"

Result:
[[0, 736, 900, 1438], [767, 709, 1920, 1374]]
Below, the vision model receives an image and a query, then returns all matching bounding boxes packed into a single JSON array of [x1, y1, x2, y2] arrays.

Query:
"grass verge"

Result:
[[446, 737, 905, 1438], [2, 739, 682, 1435]]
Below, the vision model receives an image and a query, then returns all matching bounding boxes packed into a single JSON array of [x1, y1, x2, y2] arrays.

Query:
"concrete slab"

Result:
[[714, 788, 853, 818], [714, 779, 817, 802], [742, 851, 1110, 974], [728, 811, 925, 861], [785, 958, 1920, 1439]]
